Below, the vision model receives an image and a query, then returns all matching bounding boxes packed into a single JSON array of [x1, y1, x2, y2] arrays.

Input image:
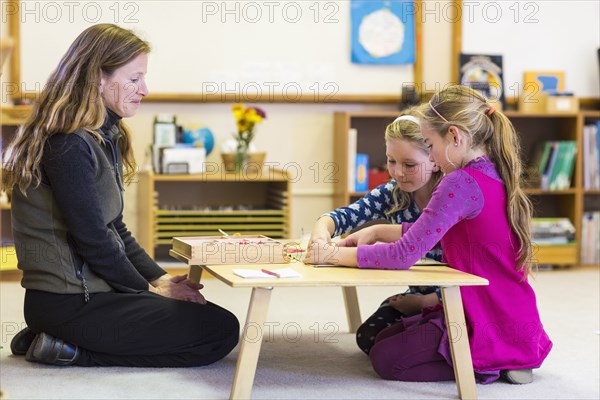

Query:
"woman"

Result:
[[3, 24, 239, 367]]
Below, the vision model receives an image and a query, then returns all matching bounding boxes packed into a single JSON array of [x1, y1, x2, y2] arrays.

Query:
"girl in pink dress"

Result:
[[306, 85, 552, 384]]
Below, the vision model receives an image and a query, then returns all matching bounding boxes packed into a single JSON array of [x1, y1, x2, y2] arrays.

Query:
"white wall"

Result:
[[5, 0, 599, 240], [17, 1, 415, 95], [462, 0, 600, 97]]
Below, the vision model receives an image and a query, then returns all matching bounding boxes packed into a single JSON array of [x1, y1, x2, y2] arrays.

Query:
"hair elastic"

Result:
[[487, 106, 495, 117], [393, 115, 420, 126], [428, 101, 449, 123]]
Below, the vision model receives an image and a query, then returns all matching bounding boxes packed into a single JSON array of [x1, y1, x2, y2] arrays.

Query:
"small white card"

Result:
[[232, 268, 302, 279]]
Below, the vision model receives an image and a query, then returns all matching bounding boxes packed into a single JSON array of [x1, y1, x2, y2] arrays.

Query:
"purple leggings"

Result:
[[369, 310, 455, 382]]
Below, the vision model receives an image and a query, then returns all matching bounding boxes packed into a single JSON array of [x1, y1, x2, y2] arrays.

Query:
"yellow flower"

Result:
[[231, 104, 267, 138]]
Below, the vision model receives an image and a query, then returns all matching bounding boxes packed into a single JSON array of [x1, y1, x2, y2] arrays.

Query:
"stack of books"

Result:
[[534, 141, 577, 190], [583, 122, 600, 189], [531, 218, 575, 245]]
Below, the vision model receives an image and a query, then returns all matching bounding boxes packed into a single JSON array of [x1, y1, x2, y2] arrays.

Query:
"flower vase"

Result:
[[233, 142, 250, 173]]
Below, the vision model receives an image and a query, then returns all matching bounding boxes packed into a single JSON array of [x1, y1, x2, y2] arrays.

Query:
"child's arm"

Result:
[[358, 170, 484, 270], [325, 183, 397, 237], [337, 224, 402, 246]]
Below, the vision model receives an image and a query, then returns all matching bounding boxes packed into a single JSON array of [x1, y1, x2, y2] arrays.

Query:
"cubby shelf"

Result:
[[136, 169, 292, 260], [334, 110, 600, 267]]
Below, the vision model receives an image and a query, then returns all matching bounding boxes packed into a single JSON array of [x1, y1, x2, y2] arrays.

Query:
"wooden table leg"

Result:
[[230, 287, 273, 400], [188, 264, 203, 283], [441, 286, 478, 400], [341, 286, 361, 333]]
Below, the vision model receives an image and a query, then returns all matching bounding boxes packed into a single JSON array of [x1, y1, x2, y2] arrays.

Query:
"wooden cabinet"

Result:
[[137, 169, 291, 260], [334, 110, 597, 267]]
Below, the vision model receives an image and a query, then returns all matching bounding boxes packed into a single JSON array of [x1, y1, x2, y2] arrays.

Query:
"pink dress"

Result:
[[357, 158, 552, 381]]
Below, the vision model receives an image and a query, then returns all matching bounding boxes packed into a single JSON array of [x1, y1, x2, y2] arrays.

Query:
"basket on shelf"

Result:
[[221, 152, 266, 174]]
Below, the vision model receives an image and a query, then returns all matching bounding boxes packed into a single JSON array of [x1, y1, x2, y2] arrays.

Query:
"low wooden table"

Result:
[[170, 250, 488, 400]]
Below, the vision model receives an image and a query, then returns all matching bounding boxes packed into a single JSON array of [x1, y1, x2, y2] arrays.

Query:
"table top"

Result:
[[170, 250, 488, 288]]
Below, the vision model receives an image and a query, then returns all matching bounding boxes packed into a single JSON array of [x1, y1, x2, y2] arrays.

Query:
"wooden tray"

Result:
[[172, 235, 297, 265]]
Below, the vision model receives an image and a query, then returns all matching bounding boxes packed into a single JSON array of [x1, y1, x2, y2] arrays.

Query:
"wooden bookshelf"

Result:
[[333, 110, 597, 267], [136, 169, 292, 260]]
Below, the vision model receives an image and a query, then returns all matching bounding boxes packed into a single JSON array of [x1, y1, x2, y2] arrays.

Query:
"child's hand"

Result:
[[388, 294, 424, 316], [337, 226, 377, 247], [304, 241, 358, 267], [308, 226, 332, 248], [307, 216, 335, 249], [304, 241, 339, 265]]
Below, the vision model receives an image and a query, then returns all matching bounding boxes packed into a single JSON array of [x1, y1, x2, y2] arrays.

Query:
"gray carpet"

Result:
[[1, 267, 598, 399]]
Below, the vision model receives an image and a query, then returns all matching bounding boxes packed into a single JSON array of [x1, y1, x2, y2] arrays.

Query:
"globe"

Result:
[[183, 127, 215, 155]]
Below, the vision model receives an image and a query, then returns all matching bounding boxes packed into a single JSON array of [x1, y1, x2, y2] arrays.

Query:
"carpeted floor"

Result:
[[1, 266, 598, 399]]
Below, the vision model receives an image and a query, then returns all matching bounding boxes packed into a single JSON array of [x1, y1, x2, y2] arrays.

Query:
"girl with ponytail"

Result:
[[306, 85, 552, 384]]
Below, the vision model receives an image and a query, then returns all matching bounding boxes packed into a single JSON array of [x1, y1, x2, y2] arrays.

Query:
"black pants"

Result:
[[356, 299, 404, 355], [24, 289, 239, 367]]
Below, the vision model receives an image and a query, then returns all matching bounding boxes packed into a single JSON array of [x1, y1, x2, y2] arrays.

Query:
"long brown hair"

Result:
[[2, 24, 150, 194], [385, 105, 443, 215], [422, 85, 534, 275]]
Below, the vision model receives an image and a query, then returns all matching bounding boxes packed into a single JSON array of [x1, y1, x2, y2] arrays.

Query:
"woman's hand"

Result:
[[149, 274, 207, 304], [304, 241, 358, 267], [388, 293, 438, 315], [337, 224, 402, 247]]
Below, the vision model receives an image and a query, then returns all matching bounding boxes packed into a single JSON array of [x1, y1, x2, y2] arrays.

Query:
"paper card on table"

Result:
[[233, 268, 302, 279]]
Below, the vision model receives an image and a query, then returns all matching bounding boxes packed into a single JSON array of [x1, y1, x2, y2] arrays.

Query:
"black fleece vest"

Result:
[[12, 126, 124, 294]]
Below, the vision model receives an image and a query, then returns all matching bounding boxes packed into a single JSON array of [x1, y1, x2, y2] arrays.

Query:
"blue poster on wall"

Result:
[[351, 0, 416, 65]]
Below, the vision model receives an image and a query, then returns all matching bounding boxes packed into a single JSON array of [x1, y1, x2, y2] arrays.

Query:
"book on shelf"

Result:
[[531, 218, 575, 245], [548, 141, 577, 191], [347, 128, 357, 192], [583, 123, 600, 190], [581, 212, 600, 264], [355, 154, 369, 192], [536, 141, 577, 191]]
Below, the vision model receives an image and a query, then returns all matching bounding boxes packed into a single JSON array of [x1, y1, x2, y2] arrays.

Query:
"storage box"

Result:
[[171, 235, 293, 265], [519, 91, 547, 113], [546, 94, 579, 113]]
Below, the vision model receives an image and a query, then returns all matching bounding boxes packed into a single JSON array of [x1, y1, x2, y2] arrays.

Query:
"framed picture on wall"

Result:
[[458, 53, 505, 108], [351, 0, 416, 65]]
